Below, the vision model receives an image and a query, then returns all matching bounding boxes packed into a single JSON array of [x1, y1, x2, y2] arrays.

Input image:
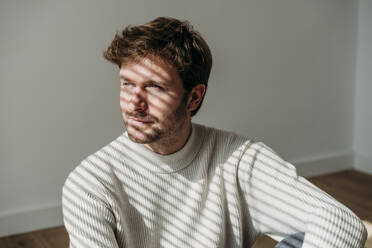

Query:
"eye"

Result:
[[148, 83, 164, 90], [121, 81, 132, 87]]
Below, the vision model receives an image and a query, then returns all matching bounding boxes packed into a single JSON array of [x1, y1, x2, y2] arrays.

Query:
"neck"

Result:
[[144, 120, 192, 155]]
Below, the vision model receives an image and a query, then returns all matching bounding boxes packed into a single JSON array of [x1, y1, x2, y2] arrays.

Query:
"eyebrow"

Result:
[[119, 76, 132, 81], [120, 76, 168, 86], [148, 80, 167, 86]]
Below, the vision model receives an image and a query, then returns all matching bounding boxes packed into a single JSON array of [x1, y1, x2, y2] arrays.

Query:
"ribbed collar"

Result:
[[122, 123, 204, 174]]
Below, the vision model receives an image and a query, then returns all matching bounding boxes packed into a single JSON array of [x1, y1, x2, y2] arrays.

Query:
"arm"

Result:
[[62, 166, 119, 248], [238, 142, 367, 248]]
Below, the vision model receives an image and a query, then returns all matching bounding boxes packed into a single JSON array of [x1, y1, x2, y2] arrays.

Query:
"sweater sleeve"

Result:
[[237, 142, 367, 248], [62, 165, 119, 248]]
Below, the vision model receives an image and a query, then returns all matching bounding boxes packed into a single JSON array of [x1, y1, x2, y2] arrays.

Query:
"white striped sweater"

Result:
[[62, 123, 367, 248]]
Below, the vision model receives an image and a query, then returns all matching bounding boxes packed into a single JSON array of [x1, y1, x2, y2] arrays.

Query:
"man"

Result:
[[62, 17, 367, 248]]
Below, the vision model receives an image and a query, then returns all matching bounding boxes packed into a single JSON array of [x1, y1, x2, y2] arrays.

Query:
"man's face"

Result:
[[119, 57, 189, 145]]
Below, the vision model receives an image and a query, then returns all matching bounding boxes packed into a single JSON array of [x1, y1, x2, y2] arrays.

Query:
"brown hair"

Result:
[[104, 17, 212, 116]]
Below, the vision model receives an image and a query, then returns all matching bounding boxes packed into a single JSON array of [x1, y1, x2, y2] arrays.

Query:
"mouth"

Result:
[[128, 117, 154, 127], [131, 118, 152, 123]]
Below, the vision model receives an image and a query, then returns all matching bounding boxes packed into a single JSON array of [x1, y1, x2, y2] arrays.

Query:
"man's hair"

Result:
[[104, 17, 212, 116]]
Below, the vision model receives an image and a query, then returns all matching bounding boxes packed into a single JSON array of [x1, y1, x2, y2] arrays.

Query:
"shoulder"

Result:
[[194, 123, 287, 163], [236, 141, 302, 193], [193, 123, 249, 147], [63, 133, 129, 200], [193, 123, 258, 163]]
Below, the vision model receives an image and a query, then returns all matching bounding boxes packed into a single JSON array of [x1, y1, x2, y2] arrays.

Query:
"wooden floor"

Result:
[[0, 226, 68, 248], [0, 170, 371, 248]]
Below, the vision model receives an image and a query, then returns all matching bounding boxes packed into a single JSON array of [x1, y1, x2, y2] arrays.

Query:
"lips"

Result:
[[131, 118, 152, 124], [127, 117, 154, 129]]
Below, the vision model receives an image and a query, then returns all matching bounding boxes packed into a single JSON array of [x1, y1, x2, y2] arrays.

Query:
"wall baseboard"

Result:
[[0, 151, 359, 237], [354, 153, 372, 175], [0, 203, 63, 238], [292, 151, 354, 178]]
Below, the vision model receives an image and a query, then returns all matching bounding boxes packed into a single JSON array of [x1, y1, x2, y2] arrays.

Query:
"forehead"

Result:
[[119, 57, 180, 84]]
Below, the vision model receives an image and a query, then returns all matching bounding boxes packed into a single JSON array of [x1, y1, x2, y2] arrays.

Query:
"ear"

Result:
[[187, 84, 206, 112]]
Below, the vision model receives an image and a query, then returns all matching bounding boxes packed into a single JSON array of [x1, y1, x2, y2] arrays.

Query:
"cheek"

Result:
[[147, 95, 175, 117], [148, 96, 164, 109], [120, 91, 129, 111]]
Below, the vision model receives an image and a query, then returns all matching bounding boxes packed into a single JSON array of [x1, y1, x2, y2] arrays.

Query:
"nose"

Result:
[[127, 88, 147, 112]]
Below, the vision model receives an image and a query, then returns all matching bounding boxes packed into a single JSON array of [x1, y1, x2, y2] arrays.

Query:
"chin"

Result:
[[128, 135, 148, 144], [127, 126, 161, 144]]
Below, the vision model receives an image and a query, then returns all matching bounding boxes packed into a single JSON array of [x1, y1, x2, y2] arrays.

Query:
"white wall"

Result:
[[0, 0, 359, 236], [354, 0, 372, 175]]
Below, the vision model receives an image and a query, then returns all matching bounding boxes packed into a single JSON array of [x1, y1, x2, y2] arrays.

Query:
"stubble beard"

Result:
[[124, 100, 188, 145]]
